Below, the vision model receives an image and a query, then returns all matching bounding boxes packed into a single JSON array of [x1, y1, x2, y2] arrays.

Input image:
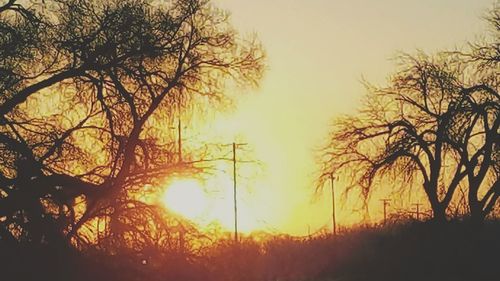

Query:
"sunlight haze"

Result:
[[199, 0, 497, 235], [2, 0, 499, 279]]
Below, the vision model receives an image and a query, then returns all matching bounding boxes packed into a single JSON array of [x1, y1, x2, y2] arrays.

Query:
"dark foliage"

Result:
[[0, 0, 263, 249], [1, 220, 498, 281]]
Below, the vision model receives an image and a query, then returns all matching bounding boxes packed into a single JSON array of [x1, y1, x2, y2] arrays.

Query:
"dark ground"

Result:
[[1, 220, 499, 281]]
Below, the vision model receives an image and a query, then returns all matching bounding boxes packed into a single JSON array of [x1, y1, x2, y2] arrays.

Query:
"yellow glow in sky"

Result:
[[179, 0, 497, 235], [163, 179, 208, 220], [162, 175, 273, 234]]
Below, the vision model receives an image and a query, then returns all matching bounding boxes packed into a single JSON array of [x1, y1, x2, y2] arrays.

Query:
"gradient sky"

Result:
[[189, 0, 497, 235]]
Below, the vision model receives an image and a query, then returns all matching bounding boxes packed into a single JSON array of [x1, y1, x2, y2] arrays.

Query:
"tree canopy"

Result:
[[0, 0, 264, 248], [320, 7, 499, 223]]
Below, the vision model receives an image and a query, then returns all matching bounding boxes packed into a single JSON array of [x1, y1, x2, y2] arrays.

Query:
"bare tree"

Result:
[[320, 6, 499, 223], [321, 53, 468, 222], [450, 5, 500, 223], [0, 0, 264, 247]]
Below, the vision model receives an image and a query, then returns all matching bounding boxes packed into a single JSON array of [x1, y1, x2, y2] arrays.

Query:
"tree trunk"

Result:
[[431, 205, 447, 223], [424, 182, 447, 223], [469, 202, 487, 227], [468, 186, 485, 225]]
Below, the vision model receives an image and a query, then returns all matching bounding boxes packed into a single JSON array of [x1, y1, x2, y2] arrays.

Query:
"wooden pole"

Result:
[[413, 203, 422, 221], [381, 199, 391, 224], [177, 118, 182, 163], [232, 142, 238, 243], [330, 173, 337, 236]]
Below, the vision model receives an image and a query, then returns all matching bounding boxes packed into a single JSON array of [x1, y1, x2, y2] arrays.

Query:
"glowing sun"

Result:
[[162, 179, 208, 220]]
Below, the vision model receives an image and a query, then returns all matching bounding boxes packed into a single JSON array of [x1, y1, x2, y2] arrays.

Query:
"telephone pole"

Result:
[[413, 203, 422, 221], [175, 118, 182, 163], [231, 142, 247, 243], [169, 117, 185, 163], [169, 97, 183, 163], [330, 173, 337, 236], [381, 199, 391, 224]]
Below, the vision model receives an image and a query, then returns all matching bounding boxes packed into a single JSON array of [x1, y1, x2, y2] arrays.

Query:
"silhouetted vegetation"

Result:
[[0, 0, 265, 278], [0, 0, 498, 280], [1, 220, 499, 281], [320, 6, 499, 224], [0, 0, 263, 248]]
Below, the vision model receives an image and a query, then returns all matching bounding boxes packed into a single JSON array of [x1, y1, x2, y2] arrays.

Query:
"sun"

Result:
[[161, 176, 268, 234], [162, 179, 208, 221]]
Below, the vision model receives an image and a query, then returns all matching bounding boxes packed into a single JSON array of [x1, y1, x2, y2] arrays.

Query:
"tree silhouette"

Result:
[[320, 8, 498, 222], [451, 6, 500, 223], [0, 0, 264, 247]]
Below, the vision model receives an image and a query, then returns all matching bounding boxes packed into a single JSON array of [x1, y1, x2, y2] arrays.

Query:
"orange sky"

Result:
[[166, 0, 496, 235]]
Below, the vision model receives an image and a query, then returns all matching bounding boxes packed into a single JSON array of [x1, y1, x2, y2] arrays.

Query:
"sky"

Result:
[[178, 0, 497, 235]]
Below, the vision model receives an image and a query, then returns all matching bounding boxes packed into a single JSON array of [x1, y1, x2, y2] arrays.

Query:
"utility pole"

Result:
[[168, 97, 184, 163], [178, 224, 185, 255], [413, 203, 422, 221], [231, 142, 247, 243], [330, 173, 337, 236], [177, 118, 182, 163], [169, 117, 184, 163], [380, 199, 391, 224]]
